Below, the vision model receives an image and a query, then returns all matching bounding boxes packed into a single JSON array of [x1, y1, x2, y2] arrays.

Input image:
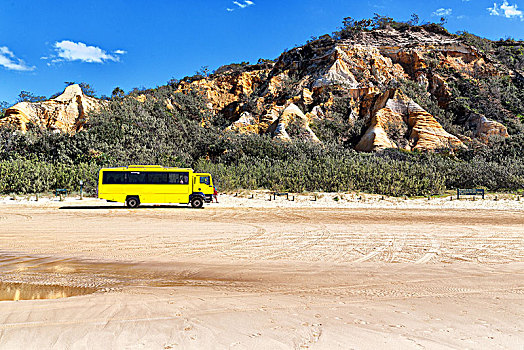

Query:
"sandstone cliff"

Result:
[[176, 26, 511, 151], [1, 26, 514, 152], [0, 84, 104, 133], [355, 89, 463, 151]]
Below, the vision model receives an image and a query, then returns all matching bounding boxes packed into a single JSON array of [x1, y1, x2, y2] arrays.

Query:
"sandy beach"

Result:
[[0, 194, 523, 349]]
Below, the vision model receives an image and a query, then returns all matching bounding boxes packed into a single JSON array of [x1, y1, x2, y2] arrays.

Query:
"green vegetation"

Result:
[[333, 13, 448, 40], [0, 101, 8, 118], [16, 91, 47, 103], [309, 96, 367, 147], [401, 32, 524, 139], [1, 86, 523, 196], [0, 158, 97, 195], [459, 33, 524, 71]]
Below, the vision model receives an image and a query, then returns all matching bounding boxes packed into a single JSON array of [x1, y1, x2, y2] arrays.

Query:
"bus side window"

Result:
[[148, 172, 168, 184], [103, 171, 126, 184], [168, 172, 189, 185], [128, 172, 146, 184], [168, 173, 179, 184]]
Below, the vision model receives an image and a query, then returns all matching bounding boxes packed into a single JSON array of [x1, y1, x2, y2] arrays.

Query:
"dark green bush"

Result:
[[0, 158, 99, 195]]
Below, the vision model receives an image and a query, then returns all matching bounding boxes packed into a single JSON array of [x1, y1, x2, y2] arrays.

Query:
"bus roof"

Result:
[[101, 165, 193, 171]]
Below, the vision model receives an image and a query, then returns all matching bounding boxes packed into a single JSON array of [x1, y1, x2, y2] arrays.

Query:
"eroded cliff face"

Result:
[[177, 26, 510, 151], [0, 84, 104, 133], [355, 89, 463, 151], [1, 27, 512, 151]]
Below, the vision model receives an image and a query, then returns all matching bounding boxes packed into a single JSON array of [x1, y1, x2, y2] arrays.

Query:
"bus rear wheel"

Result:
[[190, 196, 203, 209], [126, 196, 140, 208]]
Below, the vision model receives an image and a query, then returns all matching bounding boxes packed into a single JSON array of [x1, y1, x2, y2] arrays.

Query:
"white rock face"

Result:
[[227, 112, 260, 134], [467, 113, 509, 142], [270, 103, 320, 142], [356, 89, 464, 152]]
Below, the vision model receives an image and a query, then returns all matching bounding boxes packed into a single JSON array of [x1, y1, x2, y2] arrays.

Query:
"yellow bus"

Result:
[[98, 165, 215, 208]]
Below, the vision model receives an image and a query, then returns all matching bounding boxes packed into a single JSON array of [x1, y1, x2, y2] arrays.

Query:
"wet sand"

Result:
[[0, 196, 523, 349]]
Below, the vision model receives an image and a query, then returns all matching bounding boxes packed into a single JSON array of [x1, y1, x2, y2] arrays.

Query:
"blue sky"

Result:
[[1, 0, 523, 104]]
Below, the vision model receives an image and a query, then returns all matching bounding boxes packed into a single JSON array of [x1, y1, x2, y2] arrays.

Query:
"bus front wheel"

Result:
[[126, 196, 140, 208], [190, 196, 203, 209]]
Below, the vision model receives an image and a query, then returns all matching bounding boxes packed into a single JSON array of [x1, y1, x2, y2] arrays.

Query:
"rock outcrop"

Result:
[[174, 26, 512, 151], [355, 89, 463, 151], [2, 26, 515, 152], [467, 113, 509, 142], [267, 103, 320, 142], [0, 84, 104, 133]]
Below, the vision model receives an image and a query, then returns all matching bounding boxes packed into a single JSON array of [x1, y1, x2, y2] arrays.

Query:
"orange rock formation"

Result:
[[0, 84, 104, 133], [178, 26, 510, 150], [1, 27, 513, 151]]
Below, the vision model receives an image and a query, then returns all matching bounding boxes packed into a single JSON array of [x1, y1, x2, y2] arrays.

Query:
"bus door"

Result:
[[193, 175, 212, 194], [166, 172, 190, 203]]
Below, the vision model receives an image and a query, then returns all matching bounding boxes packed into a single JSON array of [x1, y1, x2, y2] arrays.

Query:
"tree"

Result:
[[79, 83, 96, 97], [111, 87, 125, 99], [0, 101, 9, 117], [372, 13, 394, 29], [408, 13, 419, 26], [196, 65, 211, 77], [16, 91, 46, 103], [167, 78, 180, 87], [257, 58, 275, 64]]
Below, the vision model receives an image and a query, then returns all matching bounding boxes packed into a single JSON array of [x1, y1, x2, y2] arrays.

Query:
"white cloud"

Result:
[[51, 41, 126, 63], [433, 8, 452, 16], [488, 1, 523, 19], [228, 0, 254, 11], [0, 46, 35, 71], [233, 1, 247, 8]]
